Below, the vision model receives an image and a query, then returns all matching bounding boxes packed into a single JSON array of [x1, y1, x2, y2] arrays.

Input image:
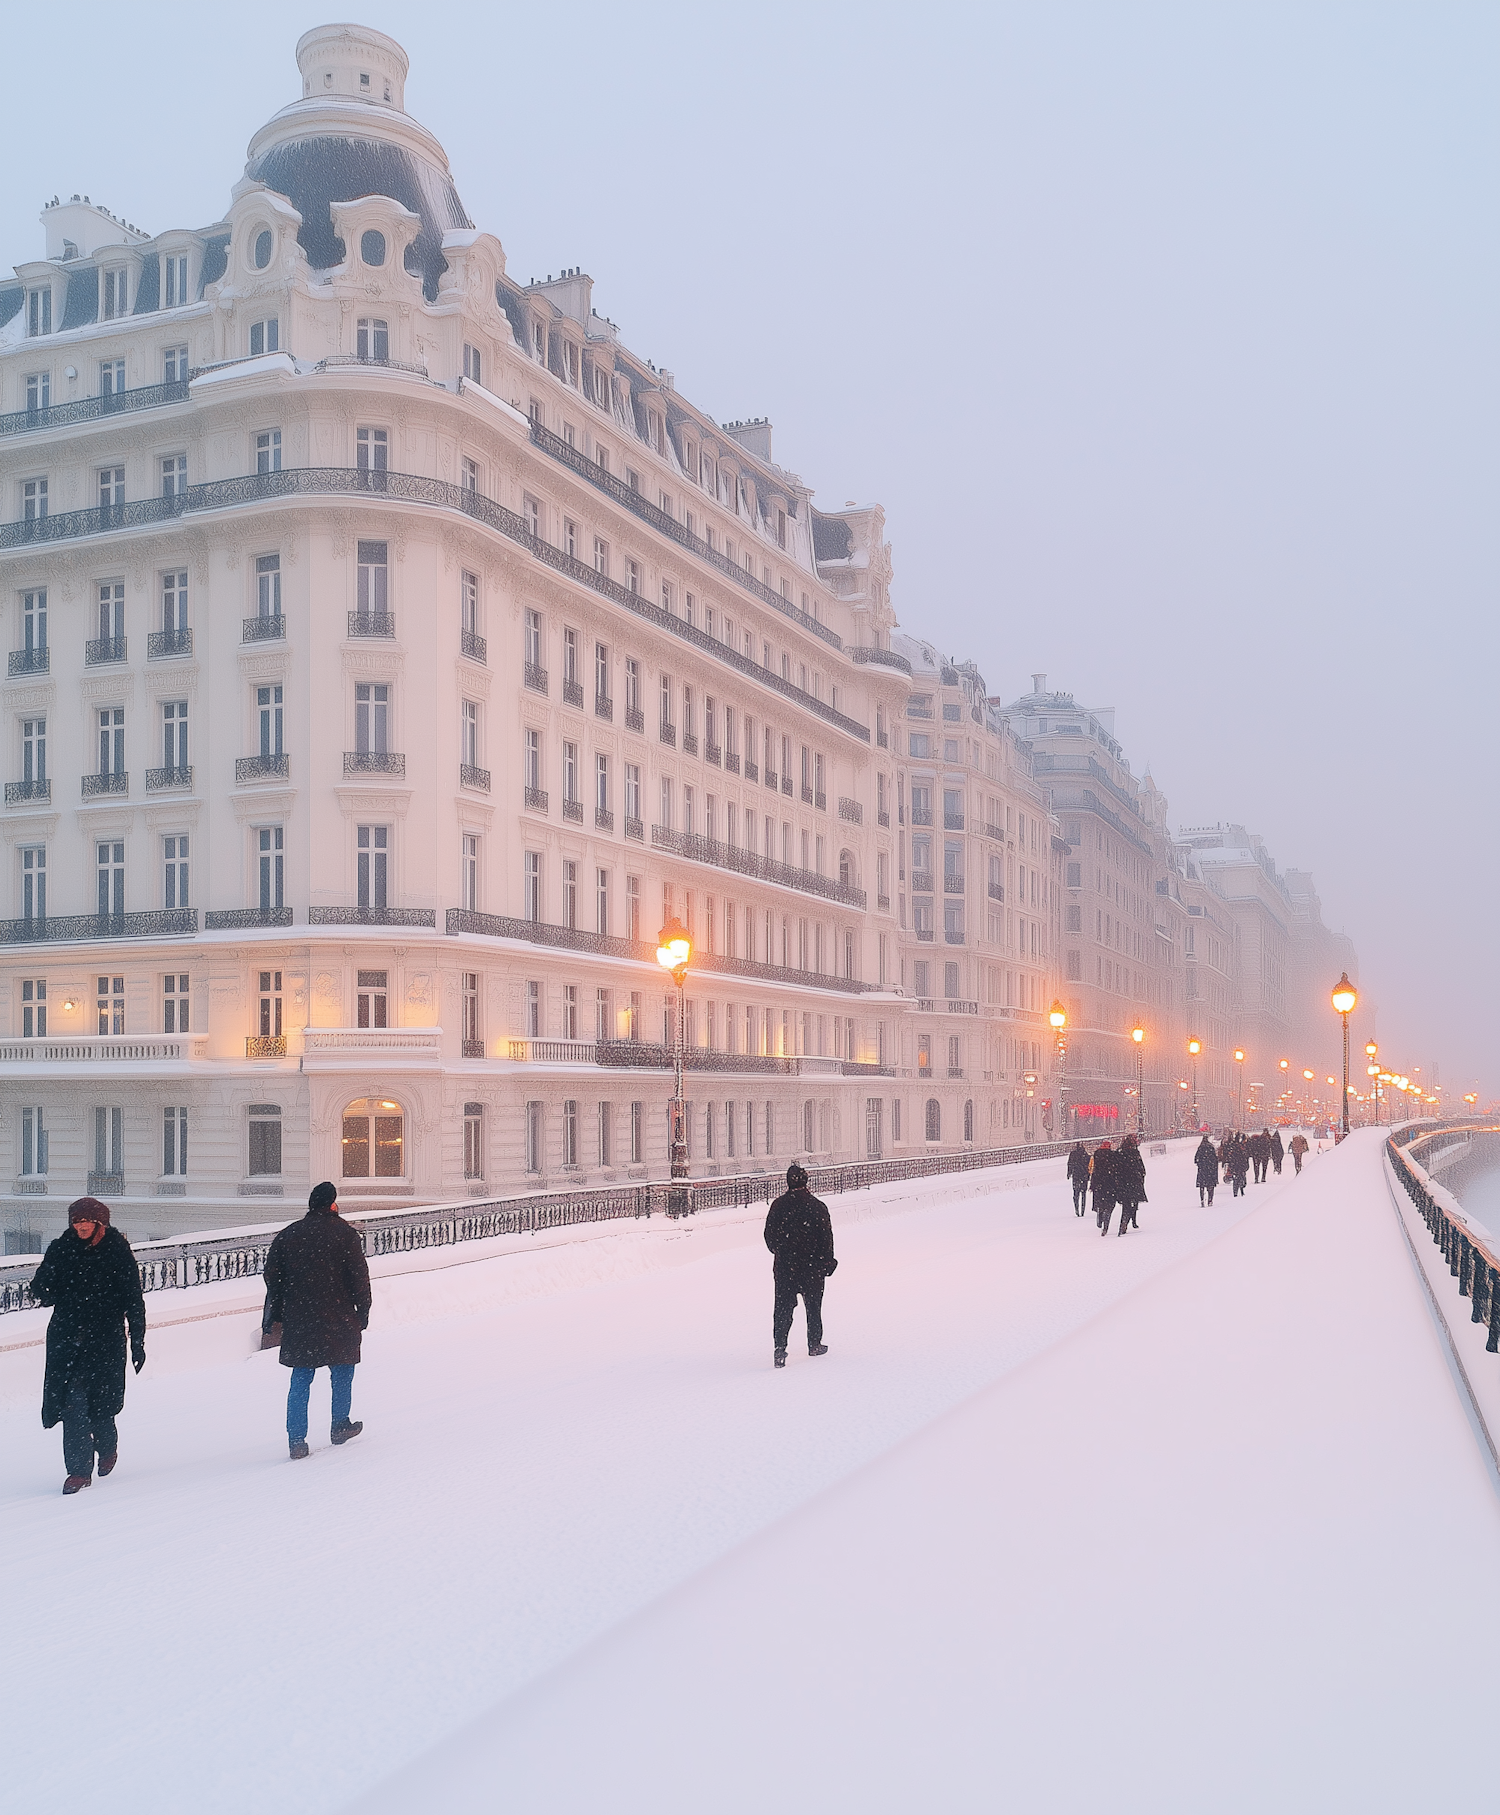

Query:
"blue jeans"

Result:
[[286, 1364, 355, 1443]]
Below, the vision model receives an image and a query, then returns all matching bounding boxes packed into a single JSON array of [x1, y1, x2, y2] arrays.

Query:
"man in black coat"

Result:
[[1250, 1129, 1271, 1185], [763, 1163, 837, 1368], [1270, 1128, 1285, 1176], [31, 1196, 146, 1495], [1115, 1134, 1147, 1235], [262, 1181, 373, 1459], [1194, 1134, 1219, 1206], [1091, 1141, 1118, 1235], [1066, 1142, 1090, 1216]]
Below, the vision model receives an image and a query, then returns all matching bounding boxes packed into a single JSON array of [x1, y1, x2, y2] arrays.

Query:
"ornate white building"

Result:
[[1, 24, 1070, 1244]]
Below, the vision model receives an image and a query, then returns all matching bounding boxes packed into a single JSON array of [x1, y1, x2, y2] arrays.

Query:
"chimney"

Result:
[[1031, 672, 1047, 695]]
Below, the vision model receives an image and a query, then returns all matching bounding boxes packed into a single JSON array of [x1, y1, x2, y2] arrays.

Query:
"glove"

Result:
[[132, 1342, 146, 1375], [826, 1258, 838, 1275]]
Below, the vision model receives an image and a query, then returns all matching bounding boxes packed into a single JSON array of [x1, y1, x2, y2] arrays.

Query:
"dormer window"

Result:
[[592, 366, 609, 409], [356, 318, 389, 361], [163, 253, 189, 308], [101, 268, 129, 320], [253, 230, 273, 270], [532, 320, 545, 360], [360, 230, 386, 268], [562, 342, 579, 387]]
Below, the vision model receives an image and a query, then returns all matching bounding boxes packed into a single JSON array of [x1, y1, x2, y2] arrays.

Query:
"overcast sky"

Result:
[[5, 2, 1494, 1095]]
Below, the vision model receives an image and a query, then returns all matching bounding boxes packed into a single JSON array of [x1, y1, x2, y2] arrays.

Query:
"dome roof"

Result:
[[243, 25, 472, 301]]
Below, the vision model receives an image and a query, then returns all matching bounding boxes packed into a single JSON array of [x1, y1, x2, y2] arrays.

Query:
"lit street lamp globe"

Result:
[[1049, 1000, 1067, 1032], [1331, 973, 1358, 1017]]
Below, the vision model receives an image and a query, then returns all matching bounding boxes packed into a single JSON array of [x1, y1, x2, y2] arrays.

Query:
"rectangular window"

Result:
[[563, 985, 578, 1041], [163, 973, 189, 1034], [22, 716, 46, 787], [259, 970, 284, 1038], [23, 587, 47, 653], [256, 552, 281, 619], [563, 1099, 578, 1168], [355, 683, 389, 754], [258, 684, 284, 756], [593, 536, 608, 576], [595, 753, 609, 814], [563, 740, 578, 805], [161, 700, 188, 771], [463, 1101, 484, 1179], [462, 973, 480, 1049], [93, 1106, 124, 1180], [462, 833, 479, 912], [255, 429, 282, 475], [462, 699, 480, 769], [462, 455, 478, 493], [463, 342, 483, 385], [525, 1100, 543, 1174], [356, 968, 388, 1030], [98, 466, 125, 509], [21, 846, 46, 921], [161, 453, 188, 498], [258, 825, 284, 912], [248, 318, 279, 355], [100, 358, 126, 397], [96, 841, 124, 918], [631, 1100, 643, 1164], [164, 253, 189, 309], [97, 973, 125, 1036], [25, 372, 50, 413], [524, 850, 541, 921], [160, 569, 187, 634], [527, 979, 541, 1038], [356, 426, 387, 473], [357, 317, 389, 361], [461, 570, 480, 638], [562, 861, 578, 931], [596, 866, 609, 936], [22, 478, 48, 522], [163, 834, 189, 909], [525, 608, 542, 668], [357, 825, 388, 909], [101, 268, 129, 319], [162, 1107, 189, 1177], [356, 540, 388, 617], [248, 1105, 282, 1177], [597, 1100, 611, 1167], [21, 978, 46, 1039], [163, 345, 189, 383], [21, 1106, 48, 1176]]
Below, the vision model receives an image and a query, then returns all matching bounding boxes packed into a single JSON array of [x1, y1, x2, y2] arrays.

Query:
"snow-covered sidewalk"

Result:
[[4, 1134, 1494, 1813]]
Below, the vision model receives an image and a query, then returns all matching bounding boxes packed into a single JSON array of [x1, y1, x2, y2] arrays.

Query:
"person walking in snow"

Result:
[[1229, 1134, 1251, 1198], [1194, 1134, 1219, 1207], [1248, 1128, 1269, 1185], [262, 1181, 372, 1459], [1091, 1140, 1118, 1235], [1115, 1134, 1147, 1235], [1289, 1132, 1309, 1175], [1066, 1141, 1091, 1217], [763, 1163, 837, 1368], [1270, 1129, 1285, 1176], [30, 1197, 146, 1495]]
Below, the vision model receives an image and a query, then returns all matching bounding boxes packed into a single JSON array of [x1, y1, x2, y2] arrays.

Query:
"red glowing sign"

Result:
[[1073, 1103, 1120, 1120]]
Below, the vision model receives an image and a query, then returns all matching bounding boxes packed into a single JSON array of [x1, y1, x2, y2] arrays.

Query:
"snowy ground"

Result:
[[3, 1133, 1496, 1814]]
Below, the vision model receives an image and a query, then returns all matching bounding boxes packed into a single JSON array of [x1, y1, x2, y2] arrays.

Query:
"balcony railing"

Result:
[[88, 1172, 125, 1196], [317, 353, 431, 379], [461, 1039, 485, 1058], [524, 662, 548, 695], [781, 776, 793, 797], [705, 742, 722, 766], [595, 807, 614, 831], [0, 909, 196, 946], [815, 791, 827, 811], [765, 770, 778, 790], [944, 929, 965, 945], [236, 753, 289, 783], [0, 377, 190, 439], [243, 614, 285, 643], [651, 824, 865, 909], [348, 611, 396, 639], [460, 764, 491, 792], [306, 907, 437, 928], [204, 907, 293, 929], [659, 721, 676, 747], [878, 810, 890, 828], [562, 677, 584, 708], [624, 816, 643, 841], [916, 928, 935, 943], [744, 760, 759, 783], [0, 1032, 202, 1064], [682, 732, 698, 756], [801, 784, 814, 805], [595, 693, 613, 721], [82, 771, 127, 798], [625, 704, 644, 733], [246, 1035, 288, 1059], [344, 751, 405, 776], [562, 798, 583, 823], [944, 811, 965, 830], [911, 806, 933, 826], [147, 627, 193, 659], [461, 628, 487, 663], [911, 874, 934, 895], [985, 822, 1004, 841], [5, 778, 50, 804], [838, 797, 863, 824], [877, 893, 891, 910], [725, 752, 740, 774], [850, 645, 914, 675], [146, 765, 193, 792], [524, 786, 548, 813], [944, 874, 965, 894], [85, 636, 127, 665], [8, 646, 49, 676], [507, 1038, 599, 1064], [988, 881, 1003, 901], [876, 728, 889, 748]]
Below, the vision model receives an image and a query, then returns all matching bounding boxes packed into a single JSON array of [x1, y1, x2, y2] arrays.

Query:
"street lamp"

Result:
[[1234, 1049, 1245, 1128], [656, 916, 693, 1184], [1331, 972, 1357, 1140], [1131, 1025, 1145, 1136], [1187, 1037, 1201, 1129], [1049, 1000, 1068, 1138], [1365, 1040, 1379, 1125]]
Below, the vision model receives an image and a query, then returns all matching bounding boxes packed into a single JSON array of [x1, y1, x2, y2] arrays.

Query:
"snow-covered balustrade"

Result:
[[1387, 1121, 1500, 1359]]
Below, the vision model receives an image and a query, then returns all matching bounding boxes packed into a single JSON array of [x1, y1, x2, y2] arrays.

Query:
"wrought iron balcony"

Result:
[[146, 766, 193, 792], [815, 791, 827, 811], [725, 752, 740, 774], [461, 1039, 485, 1058], [306, 907, 437, 928], [801, 784, 814, 805], [944, 874, 965, 894], [524, 786, 548, 813], [911, 806, 933, 826], [595, 693, 613, 721], [988, 881, 1004, 901], [911, 874, 934, 895], [0, 377, 190, 438], [659, 721, 676, 747], [85, 636, 127, 665], [0, 908, 196, 946], [944, 811, 965, 830], [6, 778, 50, 804], [461, 628, 487, 663], [147, 628, 193, 659], [877, 894, 891, 910], [562, 798, 583, 823], [875, 728, 889, 748], [744, 759, 759, 782], [317, 352, 430, 379], [82, 771, 127, 798], [705, 742, 722, 766], [562, 677, 584, 708], [344, 751, 405, 776], [985, 823, 1004, 841], [651, 824, 865, 909], [204, 907, 293, 929], [242, 614, 285, 643], [624, 816, 643, 841], [595, 807, 614, 831], [460, 764, 491, 792], [8, 647, 48, 676], [781, 776, 793, 796], [348, 611, 395, 639], [236, 753, 289, 783], [624, 704, 644, 733], [944, 928, 965, 944], [838, 797, 863, 824], [246, 1035, 288, 1059], [916, 928, 935, 943], [907, 703, 934, 720], [87, 1172, 125, 1196], [850, 645, 914, 676], [765, 769, 778, 789], [682, 732, 698, 756], [524, 662, 548, 695], [878, 810, 890, 828]]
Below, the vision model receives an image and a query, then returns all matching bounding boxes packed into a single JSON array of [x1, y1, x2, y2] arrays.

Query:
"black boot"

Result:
[[330, 1420, 363, 1446], [773, 1348, 787, 1369], [808, 1343, 828, 1357], [289, 1440, 310, 1461]]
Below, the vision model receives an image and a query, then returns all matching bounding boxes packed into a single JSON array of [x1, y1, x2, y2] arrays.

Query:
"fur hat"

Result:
[[67, 1196, 111, 1228]]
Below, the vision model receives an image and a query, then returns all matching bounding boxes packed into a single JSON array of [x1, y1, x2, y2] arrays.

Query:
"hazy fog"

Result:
[[4, 2, 1493, 1092]]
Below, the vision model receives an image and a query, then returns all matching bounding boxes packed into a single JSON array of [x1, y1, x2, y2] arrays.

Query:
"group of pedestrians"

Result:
[[1066, 1135, 1148, 1236], [1192, 1125, 1312, 1207]]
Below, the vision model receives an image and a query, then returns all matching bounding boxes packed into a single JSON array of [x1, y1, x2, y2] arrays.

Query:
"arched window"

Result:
[[253, 229, 273, 269], [360, 229, 387, 268], [341, 1096, 404, 1178], [925, 1098, 941, 1143], [803, 1099, 815, 1152], [963, 1098, 974, 1143]]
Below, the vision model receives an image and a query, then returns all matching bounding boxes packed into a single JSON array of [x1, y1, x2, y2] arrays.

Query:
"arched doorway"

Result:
[[342, 1096, 405, 1178]]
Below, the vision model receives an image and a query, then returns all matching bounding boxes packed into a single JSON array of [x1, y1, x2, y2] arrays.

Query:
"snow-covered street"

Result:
[[3, 1131, 1496, 1814]]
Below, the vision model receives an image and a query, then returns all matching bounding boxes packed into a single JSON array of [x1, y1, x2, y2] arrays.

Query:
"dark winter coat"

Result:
[[763, 1190, 837, 1286], [31, 1226, 145, 1430], [262, 1206, 372, 1369], [1194, 1137, 1219, 1188], [1115, 1143, 1148, 1205], [1230, 1139, 1251, 1182], [1270, 1131, 1285, 1163], [1090, 1146, 1117, 1210], [1066, 1143, 1091, 1185], [1250, 1131, 1271, 1165]]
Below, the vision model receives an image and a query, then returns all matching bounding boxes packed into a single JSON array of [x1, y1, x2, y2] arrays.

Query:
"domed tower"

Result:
[[243, 23, 472, 300]]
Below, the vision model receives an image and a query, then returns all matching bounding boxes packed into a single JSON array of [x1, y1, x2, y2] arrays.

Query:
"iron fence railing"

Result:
[[0, 1134, 1147, 1314], [0, 378, 191, 438], [1387, 1121, 1500, 1360]]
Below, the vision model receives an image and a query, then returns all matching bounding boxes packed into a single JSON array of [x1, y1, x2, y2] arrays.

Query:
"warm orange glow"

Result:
[[1131, 1025, 1144, 1044], [1049, 1000, 1067, 1031], [1234, 1048, 1245, 1063], [1187, 1037, 1201, 1057], [1331, 972, 1358, 1017], [655, 916, 692, 972]]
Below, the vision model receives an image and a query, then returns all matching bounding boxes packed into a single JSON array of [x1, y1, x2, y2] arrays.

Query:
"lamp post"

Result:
[[1365, 1041, 1379, 1125], [656, 916, 693, 1190], [1234, 1049, 1245, 1128], [1049, 1000, 1068, 1138], [1131, 1025, 1145, 1136], [1330, 973, 1357, 1139], [1187, 1037, 1201, 1130]]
